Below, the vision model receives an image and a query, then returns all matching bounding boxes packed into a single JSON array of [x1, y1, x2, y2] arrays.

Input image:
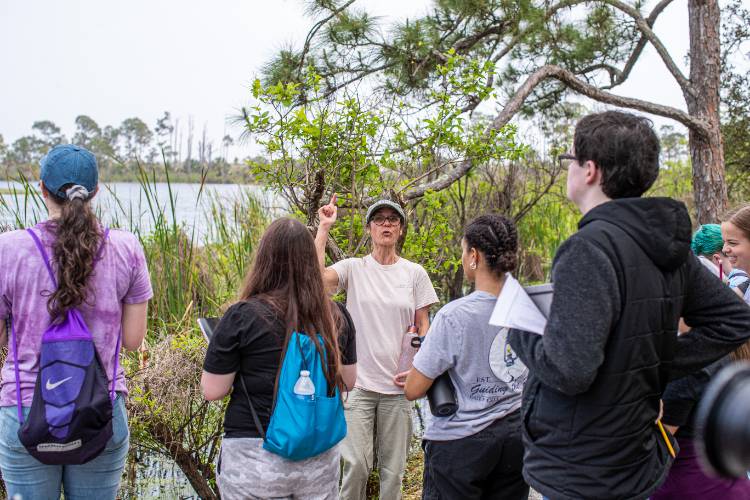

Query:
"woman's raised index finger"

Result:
[[330, 193, 337, 206]]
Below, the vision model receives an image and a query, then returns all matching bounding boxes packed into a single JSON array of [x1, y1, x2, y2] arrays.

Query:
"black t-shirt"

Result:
[[203, 298, 356, 438]]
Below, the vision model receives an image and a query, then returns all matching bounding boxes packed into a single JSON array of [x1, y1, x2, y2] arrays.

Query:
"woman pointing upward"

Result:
[[315, 195, 438, 500]]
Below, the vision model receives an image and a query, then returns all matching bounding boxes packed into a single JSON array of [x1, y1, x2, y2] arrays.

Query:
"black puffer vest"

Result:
[[522, 198, 692, 500]]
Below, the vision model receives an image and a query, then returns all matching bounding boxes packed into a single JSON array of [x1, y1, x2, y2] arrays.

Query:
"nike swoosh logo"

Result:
[[46, 377, 73, 390]]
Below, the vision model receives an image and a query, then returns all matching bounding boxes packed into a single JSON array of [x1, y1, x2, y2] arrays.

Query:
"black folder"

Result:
[[197, 317, 220, 342]]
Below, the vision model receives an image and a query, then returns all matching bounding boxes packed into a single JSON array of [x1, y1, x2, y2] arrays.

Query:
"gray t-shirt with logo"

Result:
[[413, 290, 527, 441]]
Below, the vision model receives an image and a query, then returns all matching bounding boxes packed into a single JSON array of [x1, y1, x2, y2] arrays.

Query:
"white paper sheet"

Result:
[[489, 274, 553, 335]]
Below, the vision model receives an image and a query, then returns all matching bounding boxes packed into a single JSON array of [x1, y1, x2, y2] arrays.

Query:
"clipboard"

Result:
[[489, 275, 553, 335], [197, 317, 220, 342], [524, 283, 553, 318]]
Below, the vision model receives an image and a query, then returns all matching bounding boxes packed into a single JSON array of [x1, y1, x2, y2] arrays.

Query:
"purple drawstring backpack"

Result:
[[8, 227, 121, 465]]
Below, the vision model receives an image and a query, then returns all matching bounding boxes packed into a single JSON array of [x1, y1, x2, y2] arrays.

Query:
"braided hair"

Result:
[[463, 214, 518, 275]]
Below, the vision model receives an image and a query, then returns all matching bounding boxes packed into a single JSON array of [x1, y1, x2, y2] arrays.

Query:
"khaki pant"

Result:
[[340, 388, 413, 500]]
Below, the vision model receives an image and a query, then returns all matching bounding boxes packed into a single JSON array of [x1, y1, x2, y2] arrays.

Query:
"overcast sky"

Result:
[[0, 0, 699, 159]]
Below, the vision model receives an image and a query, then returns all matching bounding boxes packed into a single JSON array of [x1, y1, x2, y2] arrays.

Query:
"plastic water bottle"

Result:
[[396, 325, 419, 374], [293, 370, 316, 400]]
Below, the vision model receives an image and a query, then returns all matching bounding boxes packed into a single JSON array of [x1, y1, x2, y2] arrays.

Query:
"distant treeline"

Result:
[[1, 110, 693, 186], [0, 112, 264, 184]]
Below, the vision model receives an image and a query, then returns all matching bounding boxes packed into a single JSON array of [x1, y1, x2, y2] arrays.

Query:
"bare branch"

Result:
[[546, 66, 707, 132], [326, 234, 345, 262], [509, 0, 676, 93], [512, 168, 560, 222], [602, 0, 675, 89], [320, 63, 396, 100], [601, 0, 692, 95], [395, 158, 461, 195], [578, 63, 623, 85]]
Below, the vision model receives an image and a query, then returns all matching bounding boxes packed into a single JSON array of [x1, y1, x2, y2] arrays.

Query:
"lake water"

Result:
[[0, 180, 284, 240]]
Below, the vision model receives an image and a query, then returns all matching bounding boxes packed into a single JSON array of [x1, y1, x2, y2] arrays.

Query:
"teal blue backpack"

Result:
[[240, 331, 346, 461]]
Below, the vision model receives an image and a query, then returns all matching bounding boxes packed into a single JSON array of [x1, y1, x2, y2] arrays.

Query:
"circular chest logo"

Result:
[[489, 327, 527, 384]]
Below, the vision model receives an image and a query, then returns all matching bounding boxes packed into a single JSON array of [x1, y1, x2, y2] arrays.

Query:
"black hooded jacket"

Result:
[[508, 197, 750, 500]]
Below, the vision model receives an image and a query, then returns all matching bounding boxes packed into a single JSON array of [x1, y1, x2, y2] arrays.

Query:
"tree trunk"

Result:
[[686, 0, 727, 224], [448, 264, 465, 301], [150, 420, 219, 500]]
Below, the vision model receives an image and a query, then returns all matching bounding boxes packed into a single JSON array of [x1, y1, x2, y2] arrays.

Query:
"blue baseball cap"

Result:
[[40, 144, 98, 199]]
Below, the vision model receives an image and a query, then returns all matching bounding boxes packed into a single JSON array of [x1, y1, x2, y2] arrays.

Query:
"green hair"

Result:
[[691, 224, 724, 257]]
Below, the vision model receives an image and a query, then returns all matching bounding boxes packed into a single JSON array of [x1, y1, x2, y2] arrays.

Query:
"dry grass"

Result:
[[128, 333, 206, 422], [126, 332, 223, 500]]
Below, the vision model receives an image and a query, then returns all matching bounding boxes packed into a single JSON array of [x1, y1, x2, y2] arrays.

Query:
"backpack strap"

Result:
[[110, 325, 122, 402], [296, 331, 309, 372], [12, 228, 53, 425], [9, 314, 24, 425], [26, 228, 57, 287], [238, 374, 266, 439]]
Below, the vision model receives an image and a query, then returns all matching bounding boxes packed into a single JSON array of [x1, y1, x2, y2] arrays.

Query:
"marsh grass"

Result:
[[0, 172, 47, 228]]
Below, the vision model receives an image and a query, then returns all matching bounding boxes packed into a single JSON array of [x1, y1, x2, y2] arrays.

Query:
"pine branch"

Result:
[[393, 64, 710, 203]]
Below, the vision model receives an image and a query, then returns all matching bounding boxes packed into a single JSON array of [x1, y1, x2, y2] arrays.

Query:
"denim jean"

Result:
[[0, 394, 129, 500]]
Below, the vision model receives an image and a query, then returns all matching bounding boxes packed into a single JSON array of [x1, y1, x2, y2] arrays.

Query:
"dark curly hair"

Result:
[[46, 185, 102, 320], [574, 111, 660, 199], [463, 214, 518, 276]]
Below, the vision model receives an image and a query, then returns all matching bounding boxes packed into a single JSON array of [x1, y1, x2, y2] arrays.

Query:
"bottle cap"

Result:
[[300, 370, 310, 377]]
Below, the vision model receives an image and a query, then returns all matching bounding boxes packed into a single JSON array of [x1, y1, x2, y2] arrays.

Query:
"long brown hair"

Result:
[[726, 203, 750, 242], [726, 204, 750, 362], [46, 185, 102, 320], [239, 217, 342, 394]]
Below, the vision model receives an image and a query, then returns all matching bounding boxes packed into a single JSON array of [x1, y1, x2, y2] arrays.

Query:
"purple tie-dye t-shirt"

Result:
[[0, 221, 153, 407]]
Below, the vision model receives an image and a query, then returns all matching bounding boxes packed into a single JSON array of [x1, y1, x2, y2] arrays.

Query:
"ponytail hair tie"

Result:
[[65, 185, 89, 201]]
